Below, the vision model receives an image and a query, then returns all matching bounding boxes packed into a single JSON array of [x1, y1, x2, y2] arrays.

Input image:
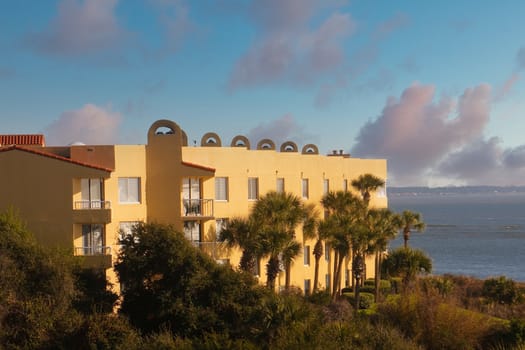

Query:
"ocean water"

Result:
[[388, 192, 525, 282]]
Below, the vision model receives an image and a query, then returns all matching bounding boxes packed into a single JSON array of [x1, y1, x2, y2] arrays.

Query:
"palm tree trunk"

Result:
[[331, 254, 345, 301], [285, 262, 291, 290], [403, 230, 409, 248], [266, 255, 280, 290], [374, 251, 380, 302], [312, 239, 323, 292], [332, 250, 339, 295]]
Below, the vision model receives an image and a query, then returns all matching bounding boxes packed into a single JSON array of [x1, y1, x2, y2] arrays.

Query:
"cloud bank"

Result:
[[349, 83, 525, 186], [45, 104, 122, 145]]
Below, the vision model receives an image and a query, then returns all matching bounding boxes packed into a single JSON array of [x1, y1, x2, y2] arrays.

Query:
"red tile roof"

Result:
[[0, 134, 45, 146], [0, 145, 113, 172]]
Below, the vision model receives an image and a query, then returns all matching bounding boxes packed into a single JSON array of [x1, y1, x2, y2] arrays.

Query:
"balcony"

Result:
[[74, 200, 111, 209], [74, 246, 112, 269], [73, 201, 111, 224], [182, 199, 214, 218]]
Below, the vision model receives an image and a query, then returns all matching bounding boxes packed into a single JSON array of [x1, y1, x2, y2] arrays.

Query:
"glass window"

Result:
[[323, 179, 329, 195], [376, 182, 387, 198], [325, 243, 330, 261], [325, 274, 331, 291], [304, 245, 310, 265], [80, 178, 104, 208], [302, 178, 309, 199], [184, 221, 200, 244], [215, 218, 228, 240], [343, 179, 348, 192], [304, 279, 311, 295], [119, 221, 139, 241], [276, 177, 285, 193], [248, 177, 259, 200], [215, 177, 229, 201], [118, 177, 140, 203], [82, 224, 104, 255]]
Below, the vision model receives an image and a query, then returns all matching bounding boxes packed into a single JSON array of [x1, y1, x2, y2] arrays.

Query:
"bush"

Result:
[[342, 292, 374, 309], [483, 276, 524, 306]]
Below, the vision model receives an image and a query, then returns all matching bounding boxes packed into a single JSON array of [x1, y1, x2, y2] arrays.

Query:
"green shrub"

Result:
[[360, 286, 375, 294], [342, 292, 374, 309], [390, 277, 402, 293], [341, 287, 353, 293], [482, 276, 524, 306]]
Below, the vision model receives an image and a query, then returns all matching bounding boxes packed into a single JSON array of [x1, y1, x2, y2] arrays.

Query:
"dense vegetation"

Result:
[[1, 208, 525, 349]]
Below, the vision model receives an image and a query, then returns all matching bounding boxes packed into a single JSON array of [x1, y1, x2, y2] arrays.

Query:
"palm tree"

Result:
[[351, 174, 385, 206], [399, 210, 426, 248], [218, 217, 259, 273], [251, 191, 306, 290], [383, 247, 432, 288], [301, 203, 324, 292], [365, 208, 401, 301], [321, 191, 367, 300]]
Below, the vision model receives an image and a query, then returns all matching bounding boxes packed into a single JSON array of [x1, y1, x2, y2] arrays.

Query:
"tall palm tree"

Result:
[[365, 208, 401, 301], [383, 247, 432, 288], [301, 203, 324, 292], [218, 217, 259, 273], [399, 210, 426, 248], [321, 191, 367, 300], [251, 191, 306, 290], [351, 174, 385, 206]]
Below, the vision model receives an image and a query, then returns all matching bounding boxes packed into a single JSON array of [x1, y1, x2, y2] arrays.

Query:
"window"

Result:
[[118, 177, 140, 203], [82, 224, 104, 255], [183, 178, 201, 215], [215, 177, 229, 201], [248, 177, 259, 200], [215, 218, 228, 240], [184, 221, 200, 243], [376, 182, 387, 198], [302, 178, 309, 199], [80, 178, 104, 208], [276, 177, 285, 193], [343, 179, 348, 192], [304, 245, 310, 265], [304, 279, 311, 295], [119, 221, 139, 241], [345, 269, 350, 287], [323, 179, 329, 194], [325, 273, 331, 291], [325, 243, 330, 261]]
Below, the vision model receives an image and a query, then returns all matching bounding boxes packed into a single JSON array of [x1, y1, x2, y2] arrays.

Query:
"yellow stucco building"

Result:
[[0, 119, 387, 293]]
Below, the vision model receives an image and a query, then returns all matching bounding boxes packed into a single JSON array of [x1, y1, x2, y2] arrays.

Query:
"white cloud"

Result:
[[45, 104, 122, 145]]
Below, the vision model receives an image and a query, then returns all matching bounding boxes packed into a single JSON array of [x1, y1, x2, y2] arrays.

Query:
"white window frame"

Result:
[[276, 177, 285, 193], [118, 177, 141, 204], [215, 177, 229, 201], [248, 177, 259, 200], [304, 245, 310, 265], [343, 179, 348, 192], [323, 179, 329, 195], [302, 178, 309, 199]]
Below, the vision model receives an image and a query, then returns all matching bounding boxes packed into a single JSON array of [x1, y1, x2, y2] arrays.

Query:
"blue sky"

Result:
[[2, 0, 525, 186]]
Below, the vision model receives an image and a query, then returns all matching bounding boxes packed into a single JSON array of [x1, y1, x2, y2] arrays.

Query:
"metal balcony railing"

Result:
[[74, 246, 112, 256], [74, 200, 111, 209], [182, 198, 214, 217]]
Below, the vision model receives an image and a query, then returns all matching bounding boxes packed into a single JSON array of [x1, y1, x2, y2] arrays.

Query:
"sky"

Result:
[[2, 0, 525, 187]]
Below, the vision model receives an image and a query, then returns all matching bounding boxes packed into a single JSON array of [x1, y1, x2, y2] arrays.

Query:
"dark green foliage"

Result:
[[114, 222, 269, 339], [383, 247, 432, 287], [482, 276, 524, 306], [73, 268, 118, 314], [342, 292, 375, 309]]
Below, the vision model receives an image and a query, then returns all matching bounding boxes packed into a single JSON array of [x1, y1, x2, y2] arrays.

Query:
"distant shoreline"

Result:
[[388, 186, 525, 197]]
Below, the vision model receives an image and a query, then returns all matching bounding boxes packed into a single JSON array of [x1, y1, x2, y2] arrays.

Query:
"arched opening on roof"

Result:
[[301, 144, 319, 155], [257, 139, 276, 150], [181, 130, 188, 146], [280, 141, 298, 152], [231, 135, 250, 149], [201, 132, 222, 147], [148, 120, 181, 139]]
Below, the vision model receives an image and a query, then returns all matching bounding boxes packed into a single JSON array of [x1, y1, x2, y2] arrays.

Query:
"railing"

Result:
[[74, 200, 111, 209], [182, 198, 214, 217], [74, 246, 112, 256]]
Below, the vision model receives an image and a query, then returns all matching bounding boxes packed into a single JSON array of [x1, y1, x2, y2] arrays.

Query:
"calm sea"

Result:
[[388, 192, 525, 282]]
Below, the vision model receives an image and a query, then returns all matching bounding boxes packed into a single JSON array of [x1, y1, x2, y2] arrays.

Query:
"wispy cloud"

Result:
[[493, 73, 520, 102], [45, 104, 122, 145], [25, 0, 129, 58], [228, 0, 355, 89]]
